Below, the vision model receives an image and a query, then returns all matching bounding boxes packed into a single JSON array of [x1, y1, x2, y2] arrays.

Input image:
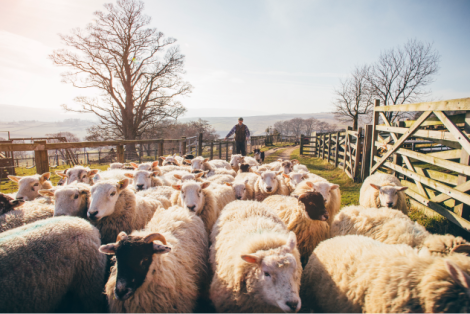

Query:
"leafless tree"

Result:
[[50, 0, 191, 152], [366, 39, 440, 123], [288, 118, 304, 137], [333, 65, 374, 130], [274, 121, 288, 136], [303, 117, 319, 136]]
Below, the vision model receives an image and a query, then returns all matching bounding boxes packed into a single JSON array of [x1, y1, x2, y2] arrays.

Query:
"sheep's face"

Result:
[[256, 171, 282, 193], [241, 232, 301, 313], [128, 170, 159, 191], [172, 181, 210, 214], [63, 167, 99, 185], [131, 161, 159, 171], [174, 172, 203, 183], [371, 184, 408, 208], [162, 155, 179, 166], [99, 232, 171, 301], [9, 173, 50, 201], [281, 161, 294, 174], [46, 183, 90, 217], [88, 179, 129, 220], [297, 192, 328, 221], [284, 173, 308, 188], [305, 181, 339, 206], [230, 155, 243, 169], [227, 180, 248, 200], [0, 193, 24, 215], [190, 157, 208, 171]]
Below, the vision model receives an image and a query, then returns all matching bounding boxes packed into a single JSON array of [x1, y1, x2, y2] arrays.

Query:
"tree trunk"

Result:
[[353, 116, 358, 131]]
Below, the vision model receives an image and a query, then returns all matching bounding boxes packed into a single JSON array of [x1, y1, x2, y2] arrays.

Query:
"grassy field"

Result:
[[289, 148, 470, 241]]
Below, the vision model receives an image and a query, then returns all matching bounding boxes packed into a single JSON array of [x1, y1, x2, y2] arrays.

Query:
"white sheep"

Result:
[[293, 180, 340, 226], [0, 216, 107, 312], [7, 172, 52, 201], [123, 170, 163, 191], [233, 172, 261, 200], [225, 179, 253, 200], [282, 172, 309, 193], [87, 178, 163, 244], [39, 182, 90, 218], [170, 181, 220, 235], [300, 235, 470, 313], [130, 161, 160, 171], [108, 162, 124, 170], [206, 174, 235, 185], [100, 206, 208, 312], [158, 165, 191, 175], [173, 172, 205, 183], [161, 154, 183, 166], [229, 154, 258, 172], [136, 186, 175, 206], [293, 163, 309, 172], [360, 172, 409, 214], [0, 198, 54, 233], [331, 205, 469, 256], [209, 184, 236, 210], [188, 156, 232, 171], [94, 169, 135, 182], [253, 170, 290, 202], [263, 193, 330, 266], [56, 165, 99, 185], [209, 200, 302, 313]]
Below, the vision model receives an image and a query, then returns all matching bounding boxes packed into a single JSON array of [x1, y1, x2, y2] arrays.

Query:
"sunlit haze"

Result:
[[0, 0, 469, 118]]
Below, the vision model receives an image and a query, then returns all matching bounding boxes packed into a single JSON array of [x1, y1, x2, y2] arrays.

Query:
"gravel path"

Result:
[[264, 145, 299, 160]]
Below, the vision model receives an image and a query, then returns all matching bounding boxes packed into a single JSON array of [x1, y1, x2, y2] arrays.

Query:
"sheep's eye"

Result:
[[74, 194, 79, 199], [244, 188, 246, 191], [110, 192, 116, 196], [33, 183, 39, 187], [264, 272, 271, 277], [31, 187, 35, 191]]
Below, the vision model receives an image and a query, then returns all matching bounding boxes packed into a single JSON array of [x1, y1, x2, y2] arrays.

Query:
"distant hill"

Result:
[[0, 119, 96, 140]]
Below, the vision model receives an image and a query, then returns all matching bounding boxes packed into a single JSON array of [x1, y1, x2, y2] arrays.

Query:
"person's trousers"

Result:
[[236, 141, 246, 156]]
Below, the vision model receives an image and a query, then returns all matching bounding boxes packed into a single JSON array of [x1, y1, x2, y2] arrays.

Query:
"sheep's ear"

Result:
[[396, 186, 408, 192], [118, 179, 129, 190], [174, 174, 182, 180], [203, 158, 209, 163], [87, 169, 99, 177], [277, 159, 283, 162], [93, 173, 102, 183], [99, 244, 117, 255], [446, 260, 470, 290], [161, 156, 166, 160], [282, 173, 289, 178], [291, 159, 299, 165], [195, 172, 204, 179], [244, 179, 249, 185], [277, 170, 283, 176], [38, 189, 55, 197], [370, 184, 381, 190], [329, 184, 339, 191], [282, 232, 297, 253], [173, 154, 177, 158], [124, 173, 134, 179], [451, 244, 470, 255], [241, 254, 261, 264], [306, 181, 314, 188], [40, 172, 51, 182], [204, 170, 210, 176], [201, 182, 211, 189], [153, 243, 171, 254], [225, 182, 233, 187], [151, 171, 159, 177], [117, 232, 128, 242], [151, 161, 159, 168], [55, 171, 67, 178], [172, 184, 182, 191], [130, 162, 139, 169], [8, 175, 21, 183], [185, 159, 192, 164]]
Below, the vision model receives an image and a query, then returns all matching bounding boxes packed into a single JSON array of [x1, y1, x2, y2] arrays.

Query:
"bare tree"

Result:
[[303, 117, 319, 136], [274, 121, 288, 136], [333, 65, 374, 130], [289, 118, 304, 137], [366, 39, 440, 123], [50, 0, 191, 151]]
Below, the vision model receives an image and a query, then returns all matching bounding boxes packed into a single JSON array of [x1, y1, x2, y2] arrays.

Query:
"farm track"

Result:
[[263, 145, 299, 160]]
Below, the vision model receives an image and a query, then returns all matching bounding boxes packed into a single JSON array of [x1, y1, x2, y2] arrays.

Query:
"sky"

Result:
[[0, 0, 469, 118]]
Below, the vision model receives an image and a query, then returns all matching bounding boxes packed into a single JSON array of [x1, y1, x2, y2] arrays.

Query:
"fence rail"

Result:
[[301, 97, 470, 232]]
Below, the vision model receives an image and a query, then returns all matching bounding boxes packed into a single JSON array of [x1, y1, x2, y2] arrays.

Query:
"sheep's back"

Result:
[[0, 200, 54, 233]]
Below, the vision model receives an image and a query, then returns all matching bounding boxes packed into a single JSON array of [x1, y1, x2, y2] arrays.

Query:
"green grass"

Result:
[[290, 148, 361, 207]]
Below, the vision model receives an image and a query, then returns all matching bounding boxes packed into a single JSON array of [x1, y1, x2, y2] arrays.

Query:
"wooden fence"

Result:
[[301, 97, 470, 231]]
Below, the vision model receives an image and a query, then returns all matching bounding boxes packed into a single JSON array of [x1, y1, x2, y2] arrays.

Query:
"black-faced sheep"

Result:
[[7, 172, 52, 200], [0, 216, 107, 312], [0, 193, 24, 215], [331, 205, 469, 256], [100, 206, 208, 313], [209, 200, 302, 313], [263, 193, 329, 266], [238, 163, 252, 173], [301, 235, 470, 313], [360, 172, 408, 214], [87, 178, 163, 244]]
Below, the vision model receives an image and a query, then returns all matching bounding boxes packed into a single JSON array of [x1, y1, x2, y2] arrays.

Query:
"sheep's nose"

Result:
[[386, 202, 393, 207], [137, 184, 144, 190], [286, 300, 299, 311], [236, 196, 242, 200], [88, 211, 98, 220], [322, 214, 329, 221], [266, 187, 272, 192], [187, 205, 196, 211], [16, 196, 24, 200], [114, 285, 132, 301]]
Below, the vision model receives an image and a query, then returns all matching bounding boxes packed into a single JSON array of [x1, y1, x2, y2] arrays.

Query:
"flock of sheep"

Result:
[[0, 152, 470, 313]]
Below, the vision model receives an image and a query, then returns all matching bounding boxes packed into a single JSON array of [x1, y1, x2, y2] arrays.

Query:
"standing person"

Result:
[[224, 117, 250, 156]]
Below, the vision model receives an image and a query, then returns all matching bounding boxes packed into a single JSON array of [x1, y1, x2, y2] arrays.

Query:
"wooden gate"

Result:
[[343, 128, 363, 182], [300, 133, 317, 156]]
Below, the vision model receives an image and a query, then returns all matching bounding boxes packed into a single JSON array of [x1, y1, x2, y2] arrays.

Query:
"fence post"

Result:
[[34, 141, 49, 174], [210, 142, 214, 160], [138, 144, 142, 163], [328, 133, 332, 163], [197, 133, 203, 156], [343, 130, 348, 172], [321, 135, 325, 159], [225, 142, 229, 161], [158, 140, 164, 166], [300, 134, 304, 155], [392, 122, 405, 178], [361, 125, 373, 180], [353, 127, 363, 182], [232, 141, 236, 156], [455, 112, 470, 217], [117, 145, 125, 163], [180, 137, 186, 156], [370, 99, 380, 173], [218, 142, 222, 159], [334, 132, 340, 167]]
